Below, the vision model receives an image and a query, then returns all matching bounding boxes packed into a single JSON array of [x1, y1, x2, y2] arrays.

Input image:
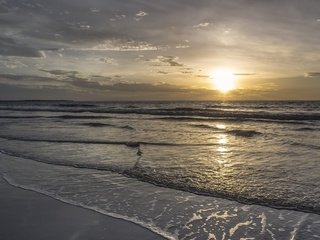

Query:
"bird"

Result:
[[137, 146, 143, 156]]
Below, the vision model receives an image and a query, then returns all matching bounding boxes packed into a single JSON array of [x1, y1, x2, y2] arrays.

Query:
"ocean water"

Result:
[[0, 101, 320, 239]]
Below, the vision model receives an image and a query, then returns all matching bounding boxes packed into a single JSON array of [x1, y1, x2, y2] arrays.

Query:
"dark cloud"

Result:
[[159, 56, 183, 67], [40, 69, 79, 76], [70, 78, 104, 89], [235, 73, 257, 76], [196, 75, 209, 78], [99, 57, 116, 65], [1, 74, 320, 101], [0, 72, 190, 94], [0, 74, 54, 82], [146, 56, 184, 67], [0, 73, 190, 94], [0, 83, 92, 101], [70, 78, 188, 93], [107, 83, 187, 92], [0, 36, 44, 58], [304, 72, 320, 77], [0, 74, 66, 89], [157, 71, 169, 74], [86, 39, 160, 51]]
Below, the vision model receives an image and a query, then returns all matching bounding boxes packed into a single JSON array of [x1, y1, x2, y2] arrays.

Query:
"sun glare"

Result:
[[211, 68, 237, 93]]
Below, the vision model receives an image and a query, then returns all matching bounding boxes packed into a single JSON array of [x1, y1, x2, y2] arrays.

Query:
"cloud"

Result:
[[69, 78, 190, 93], [149, 56, 184, 67], [40, 69, 79, 76], [90, 7, 100, 13], [157, 71, 169, 74], [0, 74, 65, 88], [107, 83, 187, 92], [109, 14, 126, 22], [180, 71, 193, 74], [0, 36, 45, 58], [175, 44, 190, 49], [193, 22, 210, 28], [70, 78, 105, 90], [0, 73, 114, 91], [99, 57, 117, 65], [134, 11, 149, 21], [1, 58, 28, 69], [0, 83, 94, 101], [136, 11, 149, 17], [0, 72, 197, 97], [234, 73, 257, 76], [83, 39, 161, 51], [39, 70, 115, 84], [1, 73, 319, 101], [46, 24, 123, 44], [304, 72, 320, 77], [196, 75, 209, 78], [159, 56, 184, 67]]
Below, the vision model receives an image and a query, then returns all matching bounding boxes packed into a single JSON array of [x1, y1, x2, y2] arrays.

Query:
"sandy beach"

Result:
[[0, 178, 164, 240]]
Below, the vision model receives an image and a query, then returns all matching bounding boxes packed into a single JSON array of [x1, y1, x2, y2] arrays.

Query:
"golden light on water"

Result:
[[216, 124, 227, 130], [210, 68, 237, 93], [215, 124, 231, 165], [217, 131, 229, 163], [217, 134, 228, 145]]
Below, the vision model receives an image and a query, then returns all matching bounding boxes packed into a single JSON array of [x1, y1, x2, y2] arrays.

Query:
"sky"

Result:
[[0, 0, 320, 100]]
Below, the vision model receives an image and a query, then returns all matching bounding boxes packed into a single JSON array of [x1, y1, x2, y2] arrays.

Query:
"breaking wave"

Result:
[[81, 122, 135, 130], [1, 148, 319, 215], [0, 136, 218, 147], [1, 106, 320, 121], [227, 130, 262, 137]]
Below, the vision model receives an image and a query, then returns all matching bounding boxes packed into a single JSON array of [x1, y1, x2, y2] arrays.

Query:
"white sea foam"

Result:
[[2, 174, 176, 240], [1, 153, 320, 239]]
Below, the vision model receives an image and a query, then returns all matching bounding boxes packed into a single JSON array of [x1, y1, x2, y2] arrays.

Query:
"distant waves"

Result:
[[1, 105, 320, 121]]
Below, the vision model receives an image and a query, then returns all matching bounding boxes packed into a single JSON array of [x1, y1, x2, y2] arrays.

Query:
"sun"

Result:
[[210, 68, 237, 93]]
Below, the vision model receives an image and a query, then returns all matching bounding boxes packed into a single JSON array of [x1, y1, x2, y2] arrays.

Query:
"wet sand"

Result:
[[0, 178, 164, 240]]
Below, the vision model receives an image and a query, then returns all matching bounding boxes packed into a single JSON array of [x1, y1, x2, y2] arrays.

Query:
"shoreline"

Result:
[[0, 177, 164, 240]]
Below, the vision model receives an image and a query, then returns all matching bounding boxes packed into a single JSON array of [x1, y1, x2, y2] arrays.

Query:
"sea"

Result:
[[0, 100, 319, 239]]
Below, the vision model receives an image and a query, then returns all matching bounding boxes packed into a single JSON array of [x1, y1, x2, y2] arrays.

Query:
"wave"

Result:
[[190, 124, 262, 137], [81, 122, 135, 130], [121, 125, 136, 130], [1, 149, 319, 215], [295, 127, 320, 131], [56, 103, 96, 108], [82, 122, 114, 127], [1, 106, 320, 121], [154, 116, 310, 125], [0, 116, 45, 119], [289, 141, 320, 150], [0, 149, 125, 172], [0, 136, 218, 147], [0, 115, 114, 120], [124, 166, 320, 215], [190, 124, 222, 131], [58, 115, 114, 119], [227, 130, 262, 137]]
